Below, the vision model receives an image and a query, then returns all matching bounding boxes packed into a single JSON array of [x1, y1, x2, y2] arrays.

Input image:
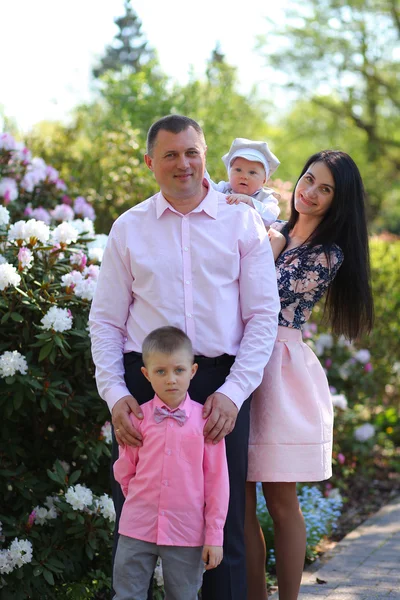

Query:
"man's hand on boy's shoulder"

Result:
[[112, 394, 144, 448], [202, 392, 238, 444], [202, 545, 223, 570], [225, 193, 255, 207]]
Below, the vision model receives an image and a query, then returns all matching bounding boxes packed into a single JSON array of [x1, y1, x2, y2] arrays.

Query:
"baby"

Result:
[[206, 137, 281, 226]]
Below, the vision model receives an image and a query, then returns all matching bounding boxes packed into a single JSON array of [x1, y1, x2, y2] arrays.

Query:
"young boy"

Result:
[[113, 326, 229, 600], [205, 137, 281, 226]]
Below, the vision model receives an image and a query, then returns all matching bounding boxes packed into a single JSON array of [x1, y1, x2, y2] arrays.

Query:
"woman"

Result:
[[245, 150, 374, 600]]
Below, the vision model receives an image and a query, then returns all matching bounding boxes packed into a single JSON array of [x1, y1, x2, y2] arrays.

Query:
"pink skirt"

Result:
[[247, 326, 333, 482]]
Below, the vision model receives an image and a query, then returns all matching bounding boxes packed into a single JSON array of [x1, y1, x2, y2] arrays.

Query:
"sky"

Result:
[[0, 0, 287, 132]]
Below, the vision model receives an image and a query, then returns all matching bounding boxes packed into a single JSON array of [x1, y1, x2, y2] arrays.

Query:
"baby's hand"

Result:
[[268, 228, 287, 261], [202, 545, 223, 570], [226, 194, 254, 207]]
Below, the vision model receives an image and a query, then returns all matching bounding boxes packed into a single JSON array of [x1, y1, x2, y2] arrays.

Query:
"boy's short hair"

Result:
[[142, 326, 194, 365]]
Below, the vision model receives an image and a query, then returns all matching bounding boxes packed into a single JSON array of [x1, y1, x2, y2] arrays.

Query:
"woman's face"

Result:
[[294, 161, 335, 219]]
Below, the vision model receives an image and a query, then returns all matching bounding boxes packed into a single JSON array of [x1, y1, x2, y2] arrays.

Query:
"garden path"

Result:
[[270, 495, 400, 600]]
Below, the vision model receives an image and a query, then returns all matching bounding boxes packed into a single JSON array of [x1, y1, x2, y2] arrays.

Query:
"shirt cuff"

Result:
[[204, 527, 224, 546], [216, 382, 245, 411], [105, 384, 133, 413]]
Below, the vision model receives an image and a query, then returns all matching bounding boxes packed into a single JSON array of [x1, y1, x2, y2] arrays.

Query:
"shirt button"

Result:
[[166, 449, 171, 455], [184, 246, 189, 251], [185, 280, 190, 285], [169, 422, 173, 428], [164, 480, 168, 487], [161, 510, 165, 516], [187, 313, 192, 318]]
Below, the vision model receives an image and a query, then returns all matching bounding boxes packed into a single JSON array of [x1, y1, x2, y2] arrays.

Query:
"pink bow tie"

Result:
[[154, 405, 187, 426]]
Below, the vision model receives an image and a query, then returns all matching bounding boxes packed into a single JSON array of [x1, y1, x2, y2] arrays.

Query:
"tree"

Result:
[[258, 0, 400, 220], [93, 0, 155, 78]]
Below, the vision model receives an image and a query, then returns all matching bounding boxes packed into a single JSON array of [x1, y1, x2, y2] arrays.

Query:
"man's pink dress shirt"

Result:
[[113, 394, 229, 547], [89, 186, 280, 412]]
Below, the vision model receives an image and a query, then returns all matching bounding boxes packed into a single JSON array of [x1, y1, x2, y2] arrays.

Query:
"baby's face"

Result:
[[229, 157, 266, 196]]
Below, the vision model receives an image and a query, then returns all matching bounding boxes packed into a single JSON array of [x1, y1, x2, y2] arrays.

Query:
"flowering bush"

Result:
[[0, 132, 114, 598], [257, 484, 342, 570], [302, 317, 400, 491]]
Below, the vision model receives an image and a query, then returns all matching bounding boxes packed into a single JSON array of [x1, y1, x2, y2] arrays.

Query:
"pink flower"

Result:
[[61, 195, 73, 206], [337, 453, 345, 465], [27, 510, 36, 528], [325, 358, 333, 368], [364, 362, 373, 373]]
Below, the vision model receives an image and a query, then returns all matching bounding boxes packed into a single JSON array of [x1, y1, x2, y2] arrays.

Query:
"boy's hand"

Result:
[[226, 193, 254, 207], [202, 545, 223, 570], [268, 228, 287, 261]]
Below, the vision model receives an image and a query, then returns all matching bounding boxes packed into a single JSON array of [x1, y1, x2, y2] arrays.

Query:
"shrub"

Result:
[[0, 132, 113, 598]]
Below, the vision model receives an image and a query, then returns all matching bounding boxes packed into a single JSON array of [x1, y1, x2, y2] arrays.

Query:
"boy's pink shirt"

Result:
[[113, 394, 229, 547]]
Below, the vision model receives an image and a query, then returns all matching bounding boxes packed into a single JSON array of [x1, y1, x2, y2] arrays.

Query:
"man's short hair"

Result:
[[146, 115, 205, 156], [142, 326, 194, 365]]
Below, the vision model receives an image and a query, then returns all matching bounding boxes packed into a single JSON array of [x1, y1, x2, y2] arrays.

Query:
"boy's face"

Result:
[[229, 157, 266, 197], [141, 350, 198, 409]]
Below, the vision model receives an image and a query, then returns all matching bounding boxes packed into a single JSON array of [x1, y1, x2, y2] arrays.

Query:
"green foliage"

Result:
[[258, 0, 400, 227]]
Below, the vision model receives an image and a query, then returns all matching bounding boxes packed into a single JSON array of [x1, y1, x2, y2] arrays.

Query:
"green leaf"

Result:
[[42, 568, 55, 585], [33, 566, 43, 577], [10, 312, 24, 323], [68, 470, 81, 486], [40, 396, 48, 412], [1, 312, 10, 324], [38, 341, 54, 362]]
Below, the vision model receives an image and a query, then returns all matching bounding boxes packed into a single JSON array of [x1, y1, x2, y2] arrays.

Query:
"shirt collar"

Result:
[[155, 180, 218, 220], [153, 393, 192, 416]]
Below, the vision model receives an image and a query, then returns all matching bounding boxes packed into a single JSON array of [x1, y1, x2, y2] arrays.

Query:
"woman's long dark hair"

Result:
[[283, 150, 374, 341]]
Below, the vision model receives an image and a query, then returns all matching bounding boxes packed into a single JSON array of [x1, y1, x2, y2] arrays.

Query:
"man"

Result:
[[89, 115, 280, 599]]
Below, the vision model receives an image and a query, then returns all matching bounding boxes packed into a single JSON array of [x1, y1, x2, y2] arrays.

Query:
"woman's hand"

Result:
[[268, 228, 287, 261]]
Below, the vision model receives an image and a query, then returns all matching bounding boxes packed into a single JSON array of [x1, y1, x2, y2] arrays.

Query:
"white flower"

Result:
[[354, 423, 375, 442], [61, 270, 83, 289], [51, 222, 78, 245], [0, 263, 21, 291], [101, 421, 112, 444], [354, 349, 371, 364], [87, 234, 108, 252], [8, 220, 27, 242], [154, 559, 164, 587], [44, 495, 60, 510], [65, 484, 93, 511], [13, 142, 31, 164], [46, 165, 59, 183], [0, 255, 6, 265], [331, 394, 348, 411], [9, 219, 50, 244], [51, 204, 75, 222], [33, 506, 50, 526], [18, 247, 34, 270], [0, 177, 18, 202], [88, 247, 104, 263], [41, 306, 73, 332], [0, 549, 14, 574], [71, 218, 95, 237], [0, 132, 17, 151], [74, 196, 96, 220], [74, 277, 97, 301], [9, 538, 33, 568], [98, 494, 115, 522], [24, 219, 50, 244], [314, 333, 333, 356], [338, 361, 351, 381], [0, 351, 28, 377], [0, 206, 11, 226]]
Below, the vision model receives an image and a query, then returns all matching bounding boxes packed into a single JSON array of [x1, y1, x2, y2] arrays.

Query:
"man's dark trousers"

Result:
[[111, 351, 250, 600]]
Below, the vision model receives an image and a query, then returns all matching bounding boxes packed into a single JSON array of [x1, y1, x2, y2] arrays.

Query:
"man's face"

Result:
[[144, 127, 207, 204]]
